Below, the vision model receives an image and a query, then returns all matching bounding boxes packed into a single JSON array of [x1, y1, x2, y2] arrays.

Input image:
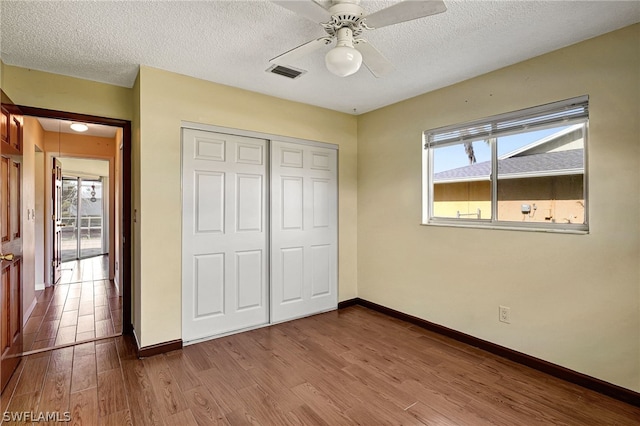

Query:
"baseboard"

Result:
[[337, 298, 360, 309], [23, 297, 38, 326], [341, 298, 640, 407], [136, 338, 183, 358], [35, 282, 45, 291]]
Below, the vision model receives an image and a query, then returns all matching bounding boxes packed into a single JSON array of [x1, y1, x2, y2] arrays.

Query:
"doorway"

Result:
[[60, 164, 109, 262], [18, 106, 131, 356]]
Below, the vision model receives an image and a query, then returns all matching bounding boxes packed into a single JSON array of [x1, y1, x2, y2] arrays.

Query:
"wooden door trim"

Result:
[[18, 106, 133, 335]]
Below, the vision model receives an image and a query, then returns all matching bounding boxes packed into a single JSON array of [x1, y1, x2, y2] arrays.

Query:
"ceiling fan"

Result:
[[270, 0, 447, 77]]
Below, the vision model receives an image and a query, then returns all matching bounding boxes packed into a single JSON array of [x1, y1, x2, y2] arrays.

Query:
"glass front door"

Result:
[[61, 177, 105, 261], [61, 177, 78, 262], [79, 179, 103, 258]]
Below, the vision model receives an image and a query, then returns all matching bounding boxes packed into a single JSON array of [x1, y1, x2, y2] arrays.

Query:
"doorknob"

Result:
[[0, 253, 14, 261]]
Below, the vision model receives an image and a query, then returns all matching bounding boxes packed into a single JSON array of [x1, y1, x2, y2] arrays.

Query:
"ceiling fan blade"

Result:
[[270, 37, 332, 65], [365, 0, 447, 29], [356, 41, 394, 78], [271, 0, 331, 23]]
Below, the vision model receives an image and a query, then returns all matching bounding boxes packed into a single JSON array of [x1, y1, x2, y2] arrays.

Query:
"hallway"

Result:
[[23, 256, 122, 353]]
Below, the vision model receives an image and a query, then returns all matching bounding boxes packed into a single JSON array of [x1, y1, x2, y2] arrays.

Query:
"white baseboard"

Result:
[[35, 282, 45, 291], [24, 297, 37, 326]]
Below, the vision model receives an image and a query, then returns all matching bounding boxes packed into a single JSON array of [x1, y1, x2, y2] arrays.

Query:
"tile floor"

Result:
[[22, 256, 122, 353]]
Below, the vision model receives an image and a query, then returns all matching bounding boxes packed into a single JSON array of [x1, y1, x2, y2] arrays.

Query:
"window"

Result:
[[422, 96, 588, 232]]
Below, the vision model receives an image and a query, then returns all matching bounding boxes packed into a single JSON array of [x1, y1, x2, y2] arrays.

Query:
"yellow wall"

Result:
[[137, 66, 358, 347], [357, 24, 640, 391], [132, 74, 141, 339], [1, 64, 132, 121]]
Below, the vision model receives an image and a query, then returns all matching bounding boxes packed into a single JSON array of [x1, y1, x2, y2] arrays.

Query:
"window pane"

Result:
[[61, 178, 78, 262], [496, 124, 585, 224], [432, 140, 491, 219], [80, 180, 103, 258]]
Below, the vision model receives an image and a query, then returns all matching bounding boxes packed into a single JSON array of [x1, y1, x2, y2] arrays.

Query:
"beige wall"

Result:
[[21, 117, 44, 320], [136, 66, 358, 347], [357, 24, 640, 391]]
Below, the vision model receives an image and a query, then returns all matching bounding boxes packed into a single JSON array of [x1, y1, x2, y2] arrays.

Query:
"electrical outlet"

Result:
[[499, 305, 511, 323]]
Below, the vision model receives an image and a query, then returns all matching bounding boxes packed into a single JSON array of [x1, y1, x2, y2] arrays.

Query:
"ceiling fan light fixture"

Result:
[[325, 45, 362, 77], [70, 123, 89, 132]]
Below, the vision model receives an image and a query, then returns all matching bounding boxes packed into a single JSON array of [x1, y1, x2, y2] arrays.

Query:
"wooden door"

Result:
[[52, 158, 62, 283], [182, 129, 268, 343], [270, 141, 338, 323], [0, 91, 23, 393]]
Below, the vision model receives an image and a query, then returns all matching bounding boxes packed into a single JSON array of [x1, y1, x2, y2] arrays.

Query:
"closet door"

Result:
[[182, 129, 268, 342], [270, 141, 338, 323]]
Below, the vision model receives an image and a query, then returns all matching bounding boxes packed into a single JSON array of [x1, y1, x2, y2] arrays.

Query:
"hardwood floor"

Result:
[[2, 306, 639, 425], [22, 256, 122, 353]]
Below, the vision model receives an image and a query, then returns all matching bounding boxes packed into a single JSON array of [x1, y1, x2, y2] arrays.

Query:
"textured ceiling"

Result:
[[1, 1, 639, 115]]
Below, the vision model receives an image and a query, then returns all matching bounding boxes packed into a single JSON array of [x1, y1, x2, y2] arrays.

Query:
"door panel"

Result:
[[0, 91, 23, 393], [182, 129, 268, 342], [61, 177, 78, 261], [0, 158, 8, 243], [271, 141, 337, 323], [52, 158, 62, 283]]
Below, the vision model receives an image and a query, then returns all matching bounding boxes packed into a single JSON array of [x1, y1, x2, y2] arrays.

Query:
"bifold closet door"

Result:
[[182, 129, 268, 342], [270, 141, 338, 323]]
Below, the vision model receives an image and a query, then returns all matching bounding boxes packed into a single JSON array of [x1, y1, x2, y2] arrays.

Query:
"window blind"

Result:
[[424, 95, 588, 148]]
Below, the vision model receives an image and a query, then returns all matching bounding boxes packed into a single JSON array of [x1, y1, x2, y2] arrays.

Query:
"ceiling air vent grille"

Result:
[[267, 64, 306, 79]]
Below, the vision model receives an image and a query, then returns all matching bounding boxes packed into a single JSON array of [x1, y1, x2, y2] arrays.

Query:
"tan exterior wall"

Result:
[[357, 24, 640, 391], [434, 175, 585, 223], [433, 180, 491, 219]]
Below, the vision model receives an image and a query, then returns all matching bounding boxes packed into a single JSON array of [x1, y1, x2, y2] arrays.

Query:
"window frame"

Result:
[[422, 96, 589, 233]]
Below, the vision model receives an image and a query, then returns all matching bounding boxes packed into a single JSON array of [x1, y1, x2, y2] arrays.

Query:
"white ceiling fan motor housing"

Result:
[[323, 0, 366, 37]]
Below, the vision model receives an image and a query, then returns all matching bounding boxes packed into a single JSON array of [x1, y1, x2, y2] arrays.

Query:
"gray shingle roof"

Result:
[[434, 149, 584, 182]]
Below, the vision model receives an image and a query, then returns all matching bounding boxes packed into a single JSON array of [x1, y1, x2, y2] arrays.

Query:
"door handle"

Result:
[[0, 253, 14, 261]]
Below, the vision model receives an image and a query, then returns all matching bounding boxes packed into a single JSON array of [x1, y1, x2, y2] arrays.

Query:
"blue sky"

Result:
[[432, 125, 571, 173]]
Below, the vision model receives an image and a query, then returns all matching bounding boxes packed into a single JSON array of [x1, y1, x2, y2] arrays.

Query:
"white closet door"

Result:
[[182, 129, 268, 342], [271, 141, 338, 323]]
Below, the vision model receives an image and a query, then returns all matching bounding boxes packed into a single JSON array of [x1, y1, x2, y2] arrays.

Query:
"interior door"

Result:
[[270, 140, 338, 323], [0, 91, 23, 393], [182, 129, 268, 342], [52, 158, 62, 283]]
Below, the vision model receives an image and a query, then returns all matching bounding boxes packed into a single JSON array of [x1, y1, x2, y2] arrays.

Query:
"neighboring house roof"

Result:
[[434, 149, 584, 182], [498, 123, 584, 159], [434, 124, 585, 183]]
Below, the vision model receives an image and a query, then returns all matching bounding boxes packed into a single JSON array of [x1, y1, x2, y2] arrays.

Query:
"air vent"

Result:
[[267, 64, 306, 79]]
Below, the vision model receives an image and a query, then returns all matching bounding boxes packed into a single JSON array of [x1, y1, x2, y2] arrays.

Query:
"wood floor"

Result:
[[23, 256, 122, 353], [2, 306, 639, 425]]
